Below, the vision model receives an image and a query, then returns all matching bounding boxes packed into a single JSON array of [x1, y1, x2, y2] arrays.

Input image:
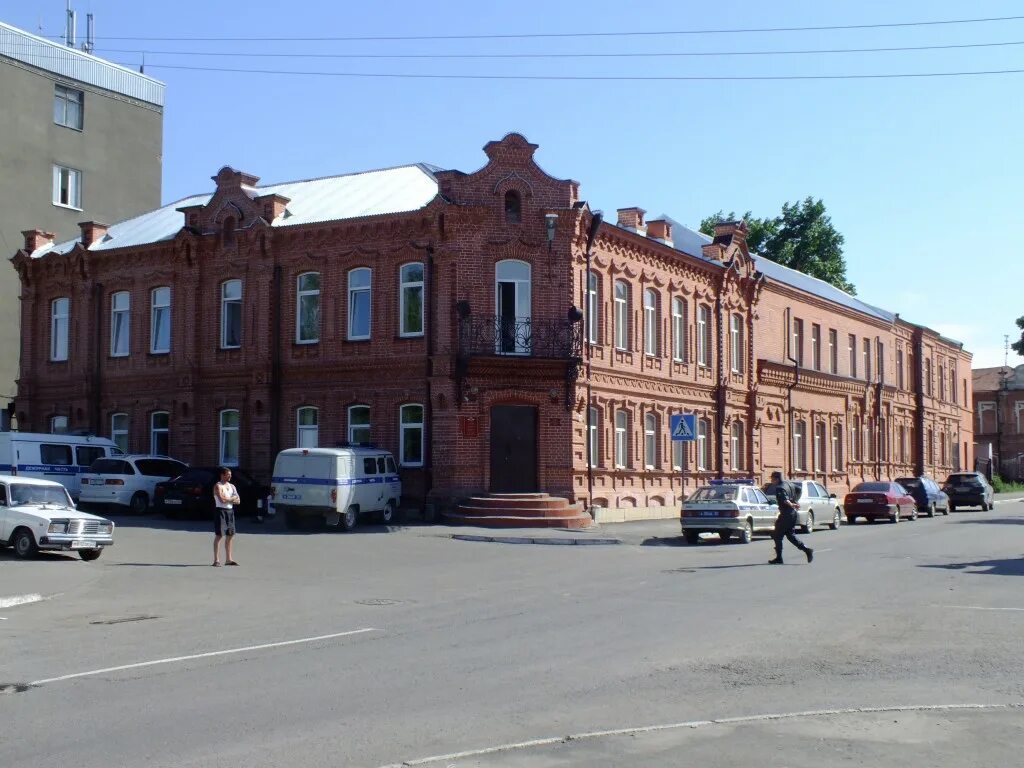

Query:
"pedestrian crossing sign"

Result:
[[669, 414, 697, 442]]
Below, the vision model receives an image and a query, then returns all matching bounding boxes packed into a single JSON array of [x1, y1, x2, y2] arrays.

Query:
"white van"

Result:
[[271, 446, 402, 530], [0, 432, 122, 501]]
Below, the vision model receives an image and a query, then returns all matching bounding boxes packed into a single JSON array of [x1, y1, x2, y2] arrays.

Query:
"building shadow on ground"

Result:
[[103, 511, 414, 536], [955, 518, 1024, 526], [919, 557, 1024, 577]]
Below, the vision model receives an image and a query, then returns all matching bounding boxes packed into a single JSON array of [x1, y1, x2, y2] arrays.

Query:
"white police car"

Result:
[[679, 479, 775, 545]]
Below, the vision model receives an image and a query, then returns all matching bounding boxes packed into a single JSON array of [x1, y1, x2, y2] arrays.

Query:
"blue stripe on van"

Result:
[[272, 475, 401, 486], [18, 464, 83, 474], [0, 464, 13, 472]]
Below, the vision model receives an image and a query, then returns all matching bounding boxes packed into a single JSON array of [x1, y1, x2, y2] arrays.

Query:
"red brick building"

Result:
[[973, 364, 1024, 480], [13, 133, 974, 520]]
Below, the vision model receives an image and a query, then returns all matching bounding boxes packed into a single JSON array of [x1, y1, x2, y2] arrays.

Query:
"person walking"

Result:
[[767, 471, 813, 565], [213, 466, 241, 567]]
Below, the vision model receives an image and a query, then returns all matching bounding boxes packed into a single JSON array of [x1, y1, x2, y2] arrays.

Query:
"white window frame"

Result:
[[348, 405, 371, 445], [614, 410, 627, 468], [297, 406, 319, 448], [150, 411, 169, 456], [791, 318, 804, 366], [52, 164, 82, 209], [697, 418, 710, 470], [110, 291, 130, 357], [672, 437, 685, 471], [731, 421, 744, 471], [614, 281, 629, 351], [863, 338, 872, 382], [399, 404, 424, 467], [495, 260, 532, 355], [399, 262, 425, 337], [697, 305, 710, 367], [643, 289, 658, 357], [296, 272, 321, 344], [849, 334, 857, 378], [644, 413, 657, 469], [671, 297, 686, 362], [828, 329, 837, 374], [793, 418, 807, 471], [832, 422, 843, 471], [50, 297, 69, 361], [219, 409, 240, 467], [587, 271, 599, 344], [221, 279, 242, 349], [54, 84, 83, 129], [811, 324, 821, 371], [588, 407, 599, 468], [348, 267, 372, 341], [50, 415, 68, 434], [150, 286, 171, 354], [111, 413, 129, 453], [897, 349, 904, 389], [730, 313, 744, 374], [814, 422, 825, 471]]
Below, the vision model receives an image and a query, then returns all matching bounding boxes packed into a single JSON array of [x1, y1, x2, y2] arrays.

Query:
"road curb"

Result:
[[0, 593, 44, 609], [450, 534, 621, 546]]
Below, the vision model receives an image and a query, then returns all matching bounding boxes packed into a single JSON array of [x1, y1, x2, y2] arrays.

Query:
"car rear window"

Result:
[[136, 459, 187, 478], [947, 474, 980, 484], [176, 469, 216, 484], [854, 482, 889, 492], [89, 458, 133, 474], [895, 478, 920, 488], [77, 446, 107, 467]]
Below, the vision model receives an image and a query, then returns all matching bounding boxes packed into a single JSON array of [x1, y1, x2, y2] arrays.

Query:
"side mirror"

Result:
[[829, 493, 837, 499], [768, 500, 778, 507]]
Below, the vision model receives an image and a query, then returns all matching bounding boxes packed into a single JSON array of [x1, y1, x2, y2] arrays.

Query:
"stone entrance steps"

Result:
[[445, 493, 595, 529]]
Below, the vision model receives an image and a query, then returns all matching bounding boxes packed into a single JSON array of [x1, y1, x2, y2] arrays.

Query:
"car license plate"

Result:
[[163, 499, 182, 505], [257, 499, 263, 509], [857, 499, 873, 503], [700, 510, 718, 517], [71, 540, 97, 549]]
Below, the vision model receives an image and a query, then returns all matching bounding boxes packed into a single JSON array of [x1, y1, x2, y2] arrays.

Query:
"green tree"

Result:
[[1011, 316, 1024, 358], [700, 197, 856, 295]]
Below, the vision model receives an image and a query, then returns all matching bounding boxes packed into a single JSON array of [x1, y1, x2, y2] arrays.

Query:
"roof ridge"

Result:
[[255, 162, 440, 190]]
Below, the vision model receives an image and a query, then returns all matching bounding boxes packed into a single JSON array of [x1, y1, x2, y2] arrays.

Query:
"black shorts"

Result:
[[215, 508, 236, 536]]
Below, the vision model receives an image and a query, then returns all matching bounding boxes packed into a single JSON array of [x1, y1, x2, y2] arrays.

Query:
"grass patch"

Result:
[[992, 474, 1024, 493]]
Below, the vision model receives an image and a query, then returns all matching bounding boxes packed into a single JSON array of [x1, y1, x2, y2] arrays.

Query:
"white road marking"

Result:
[[936, 605, 1024, 612], [376, 702, 1024, 767], [30, 627, 379, 686], [0, 593, 43, 609]]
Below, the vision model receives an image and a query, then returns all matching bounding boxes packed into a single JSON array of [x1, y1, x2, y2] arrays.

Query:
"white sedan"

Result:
[[0, 475, 114, 561]]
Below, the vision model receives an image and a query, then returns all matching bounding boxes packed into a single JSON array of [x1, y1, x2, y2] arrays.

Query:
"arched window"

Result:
[[671, 297, 687, 362], [110, 413, 129, 453], [730, 314, 744, 374], [587, 271, 600, 345], [150, 411, 169, 455], [221, 279, 242, 349], [496, 260, 532, 354], [219, 409, 240, 466], [150, 286, 171, 354], [793, 419, 807, 471], [348, 267, 372, 340], [296, 272, 320, 343], [614, 410, 628, 468], [697, 305, 711, 367], [504, 190, 522, 223], [297, 406, 318, 448], [614, 280, 629, 351], [588, 407, 599, 468], [348, 405, 370, 445], [644, 413, 657, 469], [400, 404, 424, 466], [814, 422, 826, 471], [697, 418, 710, 470], [399, 262, 425, 337], [643, 289, 658, 357], [51, 297, 70, 361], [731, 421, 744, 471], [832, 423, 844, 471], [111, 290, 130, 357]]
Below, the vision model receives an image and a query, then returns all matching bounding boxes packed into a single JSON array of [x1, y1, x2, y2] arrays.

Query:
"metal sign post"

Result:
[[669, 414, 697, 504]]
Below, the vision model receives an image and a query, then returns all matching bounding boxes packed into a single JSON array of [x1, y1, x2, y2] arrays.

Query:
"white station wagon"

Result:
[[0, 475, 114, 560]]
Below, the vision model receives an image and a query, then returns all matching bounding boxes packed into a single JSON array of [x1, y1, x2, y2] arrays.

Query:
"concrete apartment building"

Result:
[[0, 20, 163, 408], [11, 133, 973, 520], [973, 364, 1024, 480]]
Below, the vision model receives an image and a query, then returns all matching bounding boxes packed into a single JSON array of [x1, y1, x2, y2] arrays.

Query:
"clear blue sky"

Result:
[[8, 0, 1023, 367]]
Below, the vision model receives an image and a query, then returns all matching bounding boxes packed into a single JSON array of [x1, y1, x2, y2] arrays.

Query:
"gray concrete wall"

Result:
[[0, 56, 162, 401]]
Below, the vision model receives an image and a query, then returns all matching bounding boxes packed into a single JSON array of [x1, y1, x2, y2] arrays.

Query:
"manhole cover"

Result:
[[90, 615, 160, 625], [354, 599, 403, 606]]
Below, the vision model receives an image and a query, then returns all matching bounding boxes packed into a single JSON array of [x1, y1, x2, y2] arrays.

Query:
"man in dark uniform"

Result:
[[767, 471, 813, 565]]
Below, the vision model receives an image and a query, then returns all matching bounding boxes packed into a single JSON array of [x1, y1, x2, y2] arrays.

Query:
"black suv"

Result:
[[894, 476, 949, 517], [942, 472, 995, 512]]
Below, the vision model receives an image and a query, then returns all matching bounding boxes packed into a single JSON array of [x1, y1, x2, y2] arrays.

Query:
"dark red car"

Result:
[[844, 481, 917, 524]]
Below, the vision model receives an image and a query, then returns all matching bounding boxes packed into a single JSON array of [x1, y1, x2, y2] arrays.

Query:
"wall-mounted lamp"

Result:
[[545, 213, 559, 251]]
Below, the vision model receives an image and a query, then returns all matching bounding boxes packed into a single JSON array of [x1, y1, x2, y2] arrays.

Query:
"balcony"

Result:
[[458, 315, 582, 360]]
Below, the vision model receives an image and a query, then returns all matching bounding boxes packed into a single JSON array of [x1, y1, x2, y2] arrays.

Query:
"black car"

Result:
[[155, 467, 270, 519], [894, 476, 949, 517], [942, 472, 995, 512]]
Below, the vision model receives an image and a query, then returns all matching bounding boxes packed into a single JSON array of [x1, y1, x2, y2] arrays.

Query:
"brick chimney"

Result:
[[255, 192, 291, 222], [712, 220, 748, 247], [78, 221, 109, 248], [21, 229, 55, 252], [646, 218, 673, 247], [212, 166, 260, 191], [616, 207, 646, 235]]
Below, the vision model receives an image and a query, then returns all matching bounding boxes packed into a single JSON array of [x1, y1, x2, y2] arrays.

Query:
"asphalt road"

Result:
[[2, 499, 1023, 768]]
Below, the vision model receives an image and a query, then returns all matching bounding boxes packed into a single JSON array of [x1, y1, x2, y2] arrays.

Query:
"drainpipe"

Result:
[[714, 269, 730, 479], [584, 211, 603, 515], [92, 282, 103, 433], [424, 244, 436, 504], [785, 307, 800, 477], [269, 264, 282, 462], [875, 335, 883, 480]]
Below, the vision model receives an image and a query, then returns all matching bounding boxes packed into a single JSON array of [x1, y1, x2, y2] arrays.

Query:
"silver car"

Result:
[[766, 480, 844, 533], [680, 483, 775, 544]]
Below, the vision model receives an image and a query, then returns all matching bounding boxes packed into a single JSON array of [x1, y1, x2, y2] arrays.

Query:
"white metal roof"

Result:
[[0, 21, 164, 106], [29, 164, 441, 258]]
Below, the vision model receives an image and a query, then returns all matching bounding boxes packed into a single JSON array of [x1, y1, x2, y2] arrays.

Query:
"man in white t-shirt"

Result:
[[213, 466, 241, 567]]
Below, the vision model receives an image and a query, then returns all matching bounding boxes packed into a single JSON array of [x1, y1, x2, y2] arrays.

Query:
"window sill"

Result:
[[149, 350, 170, 357], [52, 201, 83, 212], [48, 358, 69, 364], [294, 340, 320, 346], [398, 332, 425, 340], [55, 123, 83, 133], [109, 354, 130, 359], [347, 337, 372, 343]]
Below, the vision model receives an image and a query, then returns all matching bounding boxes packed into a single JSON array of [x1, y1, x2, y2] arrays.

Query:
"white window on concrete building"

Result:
[[52, 165, 82, 208], [54, 84, 83, 129]]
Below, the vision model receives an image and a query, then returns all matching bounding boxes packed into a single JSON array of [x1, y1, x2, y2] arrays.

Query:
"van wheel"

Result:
[[379, 501, 396, 525], [12, 529, 37, 559], [79, 548, 102, 561], [129, 492, 149, 515], [341, 506, 358, 531]]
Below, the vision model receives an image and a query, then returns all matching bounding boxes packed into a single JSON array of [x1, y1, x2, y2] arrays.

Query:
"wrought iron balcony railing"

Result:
[[458, 315, 583, 360]]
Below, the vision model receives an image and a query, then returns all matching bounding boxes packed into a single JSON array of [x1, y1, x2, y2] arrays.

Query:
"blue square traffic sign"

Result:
[[669, 414, 697, 442]]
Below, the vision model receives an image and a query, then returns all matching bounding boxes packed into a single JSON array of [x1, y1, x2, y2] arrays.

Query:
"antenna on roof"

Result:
[[83, 13, 95, 54], [1005, 334, 1010, 368], [65, 1, 76, 48]]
